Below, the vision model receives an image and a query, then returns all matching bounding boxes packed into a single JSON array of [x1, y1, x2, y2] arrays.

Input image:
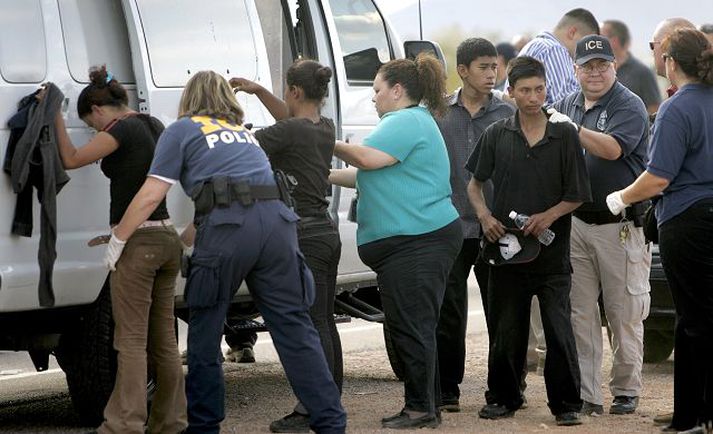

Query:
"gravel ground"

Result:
[[220, 329, 674, 433]]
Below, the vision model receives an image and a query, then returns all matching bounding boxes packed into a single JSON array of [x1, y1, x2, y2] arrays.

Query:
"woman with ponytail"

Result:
[[330, 53, 461, 429], [53, 66, 187, 433], [606, 28, 713, 432], [231, 59, 344, 432]]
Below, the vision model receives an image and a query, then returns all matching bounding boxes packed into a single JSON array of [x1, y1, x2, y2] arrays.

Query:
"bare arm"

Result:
[[230, 77, 289, 121], [524, 200, 582, 237], [112, 177, 172, 241], [578, 128, 622, 160], [620, 171, 669, 205], [54, 113, 119, 169], [180, 223, 196, 247], [333, 140, 397, 170], [467, 178, 505, 242], [329, 167, 357, 188]]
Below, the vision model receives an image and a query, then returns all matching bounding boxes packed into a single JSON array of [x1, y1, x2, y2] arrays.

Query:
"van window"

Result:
[[0, 0, 47, 83], [135, 0, 258, 87], [58, 0, 135, 84], [328, 0, 392, 84]]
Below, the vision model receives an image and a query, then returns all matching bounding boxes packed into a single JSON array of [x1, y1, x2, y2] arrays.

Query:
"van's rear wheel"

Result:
[[382, 323, 405, 381], [55, 279, 116, 425], [643, 328, 675, 363]]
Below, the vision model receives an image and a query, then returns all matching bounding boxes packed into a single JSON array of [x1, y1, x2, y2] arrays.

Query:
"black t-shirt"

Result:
[[255, 117, 335, 217], [466, 112, 591, 274], [102, 114, 170, 225]]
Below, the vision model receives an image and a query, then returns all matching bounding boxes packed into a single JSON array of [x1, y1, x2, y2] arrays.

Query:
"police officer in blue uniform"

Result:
[[105, 71, 346, 434]]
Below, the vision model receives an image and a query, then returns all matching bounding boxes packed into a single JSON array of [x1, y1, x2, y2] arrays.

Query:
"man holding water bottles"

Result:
[[466, 56, 590, 426]]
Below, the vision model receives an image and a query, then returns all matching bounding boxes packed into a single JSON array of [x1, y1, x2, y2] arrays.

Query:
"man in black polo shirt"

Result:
[[435, 37, 515, 413], [549, 35, 651, 417], [466, 56, 590, 426]]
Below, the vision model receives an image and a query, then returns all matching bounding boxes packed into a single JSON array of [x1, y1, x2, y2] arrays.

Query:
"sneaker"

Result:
[[556, 412, 582, 426], [610, 396, 639, 415], [438, 395, 460, 413], [226, 347, 255, 363], [581, 401, 604, 416], [269, 411, 310, 433], [478, 403, 515, 419]]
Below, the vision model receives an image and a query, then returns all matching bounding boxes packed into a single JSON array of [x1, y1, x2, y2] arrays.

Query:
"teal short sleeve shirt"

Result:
[[356, 107, 458, 245]]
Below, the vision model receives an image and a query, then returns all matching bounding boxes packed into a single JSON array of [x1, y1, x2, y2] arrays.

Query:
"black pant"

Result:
[[298, 220, 343, 393], [437, 237, 489, 399], [486, 268, 581, 415], [659, 199, 713, 430], [359, 220, 462, 414]]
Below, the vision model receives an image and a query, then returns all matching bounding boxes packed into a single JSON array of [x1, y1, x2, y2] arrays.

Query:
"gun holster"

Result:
[[626, 201, 649, 228], [274, 169, 298, 210]]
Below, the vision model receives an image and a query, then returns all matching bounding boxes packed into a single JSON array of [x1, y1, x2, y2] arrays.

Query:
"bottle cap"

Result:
[[508, 211, 517, 219]]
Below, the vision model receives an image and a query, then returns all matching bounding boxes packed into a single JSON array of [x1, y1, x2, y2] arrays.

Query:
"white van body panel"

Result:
[[0, 0, 416, 314]]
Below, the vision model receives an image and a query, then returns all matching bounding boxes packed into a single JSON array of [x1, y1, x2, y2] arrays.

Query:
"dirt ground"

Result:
[[219, 329, 673, 433]]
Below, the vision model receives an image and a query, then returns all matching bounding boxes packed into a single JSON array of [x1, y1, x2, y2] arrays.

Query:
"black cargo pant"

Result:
[[359, 220, 462, 415], [659, 199, 713, 431], [485, 268, 582, 416]]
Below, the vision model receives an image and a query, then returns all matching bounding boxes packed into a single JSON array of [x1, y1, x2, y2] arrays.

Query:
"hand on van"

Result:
[[229, 77, 262, 94], [230, 77, 289, 121]]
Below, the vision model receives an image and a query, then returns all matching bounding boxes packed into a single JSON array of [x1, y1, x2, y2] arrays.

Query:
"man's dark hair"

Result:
[[556, 8, 599, 35], [604, 19, 631, 46], [700, 23, 713, 35], [507, 56, 546, 87], [456, 38, 497, 67]]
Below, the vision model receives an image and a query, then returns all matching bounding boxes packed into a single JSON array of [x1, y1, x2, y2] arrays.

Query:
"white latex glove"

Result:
[[546, 108, 579, 131], [103, 232, 127, 271], [606, 190, 629, 216]]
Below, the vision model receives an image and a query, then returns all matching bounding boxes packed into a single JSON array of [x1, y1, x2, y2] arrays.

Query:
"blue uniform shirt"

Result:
[[552, 81, 649, 212], [149, 116, 275, 196], [356, 106, 459, 245], [647, 83, 713, 225]]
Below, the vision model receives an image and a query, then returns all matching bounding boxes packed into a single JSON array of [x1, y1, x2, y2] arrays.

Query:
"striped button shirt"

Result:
[[505, 31, 579, 105]]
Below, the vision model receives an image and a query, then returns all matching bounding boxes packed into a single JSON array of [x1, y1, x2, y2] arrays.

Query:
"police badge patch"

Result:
[[597, 110, 608, 131]]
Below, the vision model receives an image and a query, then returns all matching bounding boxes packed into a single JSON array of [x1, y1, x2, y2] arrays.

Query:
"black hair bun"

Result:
[[315, 66, 333, 84]]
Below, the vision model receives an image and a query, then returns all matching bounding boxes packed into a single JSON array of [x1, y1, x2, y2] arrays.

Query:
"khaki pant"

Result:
[[99, 226, 187, 434], [570, 217, 651, 405]]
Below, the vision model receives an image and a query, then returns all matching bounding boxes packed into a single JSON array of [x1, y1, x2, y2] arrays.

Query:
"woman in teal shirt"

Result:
[[331, 54, 461, 429]]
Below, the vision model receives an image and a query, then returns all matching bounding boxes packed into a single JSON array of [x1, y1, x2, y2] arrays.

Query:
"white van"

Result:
[[0, 0, 442, 423]]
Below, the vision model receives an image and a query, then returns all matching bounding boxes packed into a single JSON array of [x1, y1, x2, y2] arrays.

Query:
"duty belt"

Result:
[[191, 176, 280, 217]]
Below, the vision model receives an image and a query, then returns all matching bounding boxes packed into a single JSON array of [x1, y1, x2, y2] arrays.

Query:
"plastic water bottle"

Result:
[[508, 210, 555, 246]]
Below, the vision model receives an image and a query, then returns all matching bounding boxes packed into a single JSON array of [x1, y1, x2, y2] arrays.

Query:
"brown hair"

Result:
[[178, 71, 244, 124], [77, 65, 128, 118], [662, 28, 713, 85], [377, 53, 447, 117], [286, 59, 332, 101]]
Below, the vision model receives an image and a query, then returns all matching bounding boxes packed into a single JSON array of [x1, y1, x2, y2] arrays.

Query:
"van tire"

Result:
[[382, 323, 405, 381], [55, 279, 116, 426]]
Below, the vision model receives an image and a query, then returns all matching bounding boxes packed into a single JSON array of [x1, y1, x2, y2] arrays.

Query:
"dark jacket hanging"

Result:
[[3, 83, 70, 307]]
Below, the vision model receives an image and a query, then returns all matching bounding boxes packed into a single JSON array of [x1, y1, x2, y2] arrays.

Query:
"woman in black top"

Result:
[[52, 66, 186, 434], [231, 60, 342, 432]]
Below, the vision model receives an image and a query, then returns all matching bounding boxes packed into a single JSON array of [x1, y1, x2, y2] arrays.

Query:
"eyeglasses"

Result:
[[649, 40, 660, 51], [578, 61, 612, 74]]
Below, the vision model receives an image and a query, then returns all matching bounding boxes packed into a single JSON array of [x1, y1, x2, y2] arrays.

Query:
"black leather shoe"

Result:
[[581, 401, 604, 416], [478, 403, 515, 419], [556, 412, 582, 426], [269, 411, 310, 433], [381, 411, 440, 429], [610, 396, 639, 415], [438, 395, 460, 413]]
